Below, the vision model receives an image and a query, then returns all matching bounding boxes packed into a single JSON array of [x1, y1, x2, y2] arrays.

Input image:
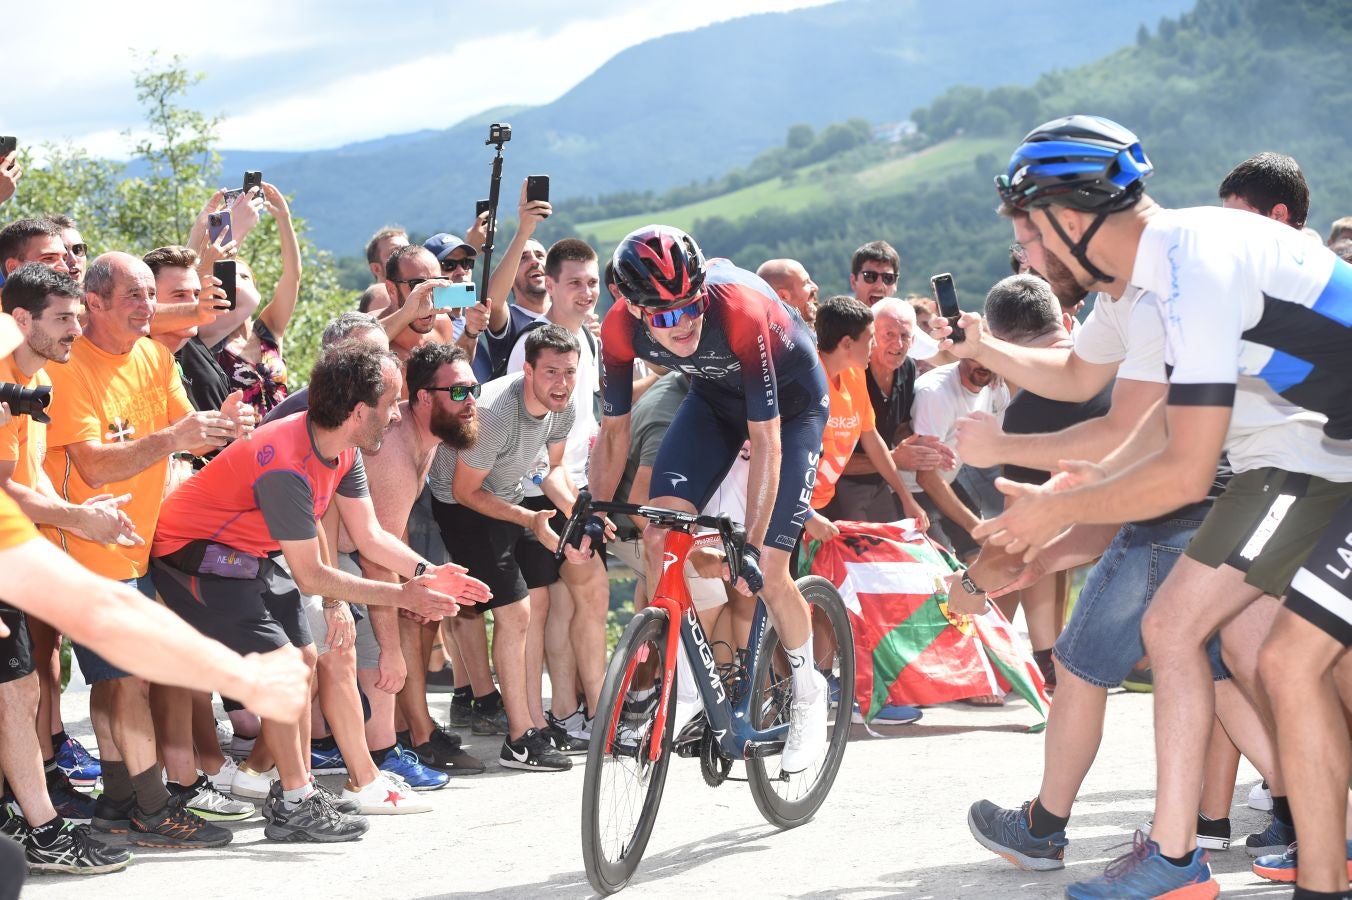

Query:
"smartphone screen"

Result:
[[0, 137, 16, 158], [526, 175, 550, 204], [476, 199, 491, 219], [433, 283, 478, 309], [931, 273, 965, 343], [207, 210, 233, 246], [213, 260, 238, 311]]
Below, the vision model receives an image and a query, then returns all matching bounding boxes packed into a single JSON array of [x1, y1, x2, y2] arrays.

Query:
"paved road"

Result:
[[21, 686, 1287, 899]]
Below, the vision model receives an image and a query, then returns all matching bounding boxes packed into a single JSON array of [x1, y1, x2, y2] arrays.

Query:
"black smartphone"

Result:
[[0, 137, 16, 158], [931, 273, 964, 343], [213, 260, 238, 311], [243, 170, 263, 194], [526, 175, 550, 204], [475, 199, 491, 219]]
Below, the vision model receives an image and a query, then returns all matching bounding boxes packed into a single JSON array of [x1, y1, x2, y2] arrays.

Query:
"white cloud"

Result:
[[5, 0, 834, 155]]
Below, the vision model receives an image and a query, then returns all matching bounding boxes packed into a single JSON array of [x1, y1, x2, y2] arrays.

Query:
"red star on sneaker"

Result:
[[385, 790, 402, 806]]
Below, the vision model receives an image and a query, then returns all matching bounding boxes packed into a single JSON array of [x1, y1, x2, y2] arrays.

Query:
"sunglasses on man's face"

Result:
[[391, 277, 429, 290], [857, 270, 897, 285], [440, 257, 475, 273], [427, 383, 482, 402], [643, 294, 709, 329], [68, 243, 87, 258]]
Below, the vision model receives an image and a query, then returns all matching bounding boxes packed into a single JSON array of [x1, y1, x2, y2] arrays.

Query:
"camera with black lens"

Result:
[[0, 382, 52, 424], [486, 123, 512, 147]]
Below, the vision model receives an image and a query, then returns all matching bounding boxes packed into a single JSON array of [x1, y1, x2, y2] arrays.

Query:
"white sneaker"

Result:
[[230, 765, 277, 800], [781, 670, 828, 775], [342, 771, 432, 815], [207, 757, 239, 794], [1248, 780, 1273, 811]]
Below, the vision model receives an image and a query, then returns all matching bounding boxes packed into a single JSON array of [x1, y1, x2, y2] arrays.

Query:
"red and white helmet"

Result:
[[611, 225, 707, 311]]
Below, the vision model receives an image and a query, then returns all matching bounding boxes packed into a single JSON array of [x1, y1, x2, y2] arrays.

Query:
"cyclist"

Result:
[[963, 115, 1352, 898], [586, 225, 829, 773]]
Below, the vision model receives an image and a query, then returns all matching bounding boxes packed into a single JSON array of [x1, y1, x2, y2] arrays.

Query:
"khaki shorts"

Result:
[[1186, 467, 1352, 596]]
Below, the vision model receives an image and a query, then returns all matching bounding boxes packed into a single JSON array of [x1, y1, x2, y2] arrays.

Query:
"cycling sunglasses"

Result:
[[643, 293, 709, 329], [427, 383, 482, 401], [857, 270, 897, 285], [440, 257, 475, 273]]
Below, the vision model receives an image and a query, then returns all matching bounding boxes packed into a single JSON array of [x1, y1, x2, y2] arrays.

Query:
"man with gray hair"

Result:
[[824, 297, 954, 523]]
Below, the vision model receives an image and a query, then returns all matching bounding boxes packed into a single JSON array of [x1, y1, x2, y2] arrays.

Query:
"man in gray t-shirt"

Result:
[[427, 325, 584, 772]]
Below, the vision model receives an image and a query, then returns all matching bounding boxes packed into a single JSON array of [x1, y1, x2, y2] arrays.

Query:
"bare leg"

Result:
[[315, 645, 379, 790], [189, 692, 227, 776], [560, 555, 609, 716], [27, 620, 60, 763], [1199, 715, 1241, 821], [263, 645, 317, 792], [542, 582, 576, 720], [1022, 574, 1059, 653], [358, 666, 397, 752], [492, 599, 533, 740], [526, 586, 552, 729], [104, 677, 160, 777], [0, 673, 58, 825], [1140, 559, 1262, 857], [1220, 595, 1285, 793], [1035, 661, 1109, 815], [450, 616, 495, 696], [441, 618, 465, 690], [149, 684, 198, 785]]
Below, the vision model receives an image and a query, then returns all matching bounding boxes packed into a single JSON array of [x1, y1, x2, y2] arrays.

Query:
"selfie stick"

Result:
[[478, 125, 511, 303]]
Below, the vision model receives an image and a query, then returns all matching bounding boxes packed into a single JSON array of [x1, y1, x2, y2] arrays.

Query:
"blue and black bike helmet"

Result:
[[996, 115, 1153, 283]]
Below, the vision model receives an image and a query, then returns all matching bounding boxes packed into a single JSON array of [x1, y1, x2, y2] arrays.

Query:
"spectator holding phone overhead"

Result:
[[0, 137, 22, 206], [480, 179, 554, 380]]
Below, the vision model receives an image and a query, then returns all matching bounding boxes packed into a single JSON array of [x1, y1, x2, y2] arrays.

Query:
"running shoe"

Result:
[[310, 743, 348, 775], [263, 789, 368, 843], [1, 803, 26, 837], [230, 765, 277, 800], [1065, 832, 1217, 899], [23, 819, 132, 875], [312, 779, 362, 815], [1252, 839, 1352, 883], [1120, 663, 1154, 693], [448, 691, 474, 728], [967, 799, 1068, 871], [781, 670, 828, 774], [341, 772, 432, 815], [129, 795, 232, 849], [53, 737, 101, 789], [411, 726, 485, 775], [377, 745, 449, 791], [90, 795, 134, 834], [500, 729, 572, 772], [170, 775, 254, 822], [872, 704, 923, 725], [206, 757, 239, 795], [1145, 813, 1231, 851], [1248, 779, 1273, 811], [545, 710, 590, 755], [46, 766, 94, 821], [425, 665, 456, 693], [1246, 815, 1297, 857], [471, 696, 509, 736]]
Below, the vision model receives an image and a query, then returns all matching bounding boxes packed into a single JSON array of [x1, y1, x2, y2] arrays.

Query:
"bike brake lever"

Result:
[[720, 517, 745, 585], [553, 489, 592, 562]]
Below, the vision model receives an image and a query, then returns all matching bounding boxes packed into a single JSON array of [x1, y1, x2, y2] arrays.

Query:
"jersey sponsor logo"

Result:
[[665, 471, 688, 488], [673, 363, 740, 378], [827, 414, 861, 431], [757, 335, 773, 405], [1323, 530, 1352, 581], [794, 449, 822, 540], [256, 444, 276, 466], [768, 321, 796, 352]]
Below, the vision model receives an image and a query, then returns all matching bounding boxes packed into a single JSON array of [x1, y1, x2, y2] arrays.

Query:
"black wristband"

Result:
[[412, 561, 428, 578], [743, 544, 761, 563]]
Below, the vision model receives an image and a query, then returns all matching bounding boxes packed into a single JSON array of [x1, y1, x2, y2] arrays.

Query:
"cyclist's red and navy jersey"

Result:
[[600, 259, 819, 422], [1134, 207, 1352, 444]]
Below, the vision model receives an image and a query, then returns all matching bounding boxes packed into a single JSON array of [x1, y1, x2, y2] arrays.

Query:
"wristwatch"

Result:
[[321, 598, 342, 609], [412, 561, 428, 578], [960, 572, 984, 595]]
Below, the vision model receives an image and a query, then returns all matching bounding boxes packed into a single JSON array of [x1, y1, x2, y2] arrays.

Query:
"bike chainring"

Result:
[[699, 723, 733, 787]]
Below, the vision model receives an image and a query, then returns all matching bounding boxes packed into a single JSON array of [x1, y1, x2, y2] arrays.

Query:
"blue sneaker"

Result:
[[54, 737, 101, 788], [1245, 814, 1297, 856], [46, 766, 94, 821], [309, 743, 347, 775], [873, 704, 923, 725], [1065, 832, 1218, 899], [1252, 839, 1352, 884], [377, 745, 448, 792], [968, 799, 1067, 871]]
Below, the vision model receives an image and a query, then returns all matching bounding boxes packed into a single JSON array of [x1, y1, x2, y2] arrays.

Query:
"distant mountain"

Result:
[[224, 0, 1193, 252]]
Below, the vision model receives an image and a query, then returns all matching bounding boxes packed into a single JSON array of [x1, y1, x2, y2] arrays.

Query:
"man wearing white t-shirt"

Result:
[[906, 359, 1009, 561], [503, 239, 607, 752]]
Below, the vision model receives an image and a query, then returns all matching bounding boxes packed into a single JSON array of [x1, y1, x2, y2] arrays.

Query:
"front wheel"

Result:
[[746, 575, 854, 829], [581, 607, 677, 895]]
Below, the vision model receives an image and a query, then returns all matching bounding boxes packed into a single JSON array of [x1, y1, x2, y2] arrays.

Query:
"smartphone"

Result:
[[931, 273, 964, 343], [0, 136, 16, 158], [433, 283, 478, 309], [475, 199, 491, 219], [526, 175, 550, 204], [213, 260, 238, 311], [207, 210, 233, 246], [243, 170, 263, 195]]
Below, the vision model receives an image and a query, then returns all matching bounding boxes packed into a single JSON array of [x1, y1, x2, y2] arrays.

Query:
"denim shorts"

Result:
[[1055, 503, 1230, 688], [72, 574, 155, 684]]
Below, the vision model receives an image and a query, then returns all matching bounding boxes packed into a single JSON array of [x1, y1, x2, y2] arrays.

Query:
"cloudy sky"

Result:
[[4, 0, 833, 159]]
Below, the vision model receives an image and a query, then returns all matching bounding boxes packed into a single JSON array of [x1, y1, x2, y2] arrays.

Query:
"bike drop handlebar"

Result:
[[554, 490, 747, 584]]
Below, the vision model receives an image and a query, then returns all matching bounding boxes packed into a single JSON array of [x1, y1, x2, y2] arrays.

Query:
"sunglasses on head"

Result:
[[427, 383, 482, 401], [643, 293, 709, 329], [858, 270, 897, 285], [440, 257, 474, 273]]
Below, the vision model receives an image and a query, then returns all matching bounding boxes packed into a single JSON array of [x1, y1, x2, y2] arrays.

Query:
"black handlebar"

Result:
[[554, 490, 747, 582]]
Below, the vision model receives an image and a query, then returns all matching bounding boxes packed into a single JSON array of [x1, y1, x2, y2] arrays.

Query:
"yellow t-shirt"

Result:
[[0, 357, 49, 490], [0, 487, 38, 551], [812, 364, 875, 510], [42, 337, 193, 579]]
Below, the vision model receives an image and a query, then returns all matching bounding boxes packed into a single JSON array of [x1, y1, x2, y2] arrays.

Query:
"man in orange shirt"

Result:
[[805, 296, 929, 545], [42, 251, 255, 850]]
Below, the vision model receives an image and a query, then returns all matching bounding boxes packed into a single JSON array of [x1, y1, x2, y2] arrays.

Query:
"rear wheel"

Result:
[[580, 607, 678, 895], [746, 575, 854, 828]]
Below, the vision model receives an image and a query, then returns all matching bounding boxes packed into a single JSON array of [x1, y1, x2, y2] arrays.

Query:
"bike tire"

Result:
[[581, 606, 678, 895], [746, 575, 855, 829]]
